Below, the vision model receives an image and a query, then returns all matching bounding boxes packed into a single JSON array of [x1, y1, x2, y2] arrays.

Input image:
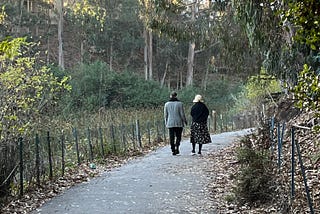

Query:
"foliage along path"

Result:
[[31, 129, 252, 214]]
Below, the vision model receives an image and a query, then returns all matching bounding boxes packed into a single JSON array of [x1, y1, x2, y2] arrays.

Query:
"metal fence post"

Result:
[[277, 122, 285, 169], [35, 133, 40, 187], [72, 128, 80, 165], [19, 137, 23, 197], [136, 119, 142, 148], [121, 124, 126, 152], [156, 119, 160, 142], [99, 127, 105, 158], [87, 128, 93, 162], [147, 121, 151, 145], [131, 122, 136, 150], [110, 124, 116, 153], [291, 127, 295, 198], [61, 131, 65, 177], [47, 131, 53, 180], [277, 122, 281, 169], [270, 117, 275, 154], [296, 139, 314, 214]]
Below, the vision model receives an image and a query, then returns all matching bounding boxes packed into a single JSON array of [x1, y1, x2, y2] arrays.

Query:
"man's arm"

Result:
[[164, 103, 168, 125], [180, 103, 187, 125]]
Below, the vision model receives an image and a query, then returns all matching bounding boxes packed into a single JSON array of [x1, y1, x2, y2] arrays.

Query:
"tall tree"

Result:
[[64, 0, 106, 65], [139, 0, 234, 88], [186, 1, 197, 86], [57, 0, 64, 69], [139, 0, 154, 80], [143, 27, 153, 80]]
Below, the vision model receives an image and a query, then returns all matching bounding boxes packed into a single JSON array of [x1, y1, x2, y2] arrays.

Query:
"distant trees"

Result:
[[0, 0, 250, 90], [2, 0, 318, 115], [1, 0, 315, 90]]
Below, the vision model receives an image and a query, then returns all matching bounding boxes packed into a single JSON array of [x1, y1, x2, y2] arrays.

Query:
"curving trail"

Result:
[[32, 129, 252, 214]]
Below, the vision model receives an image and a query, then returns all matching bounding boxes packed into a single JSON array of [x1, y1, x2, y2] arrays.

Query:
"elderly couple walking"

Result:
[[164, 91, 212, 156]]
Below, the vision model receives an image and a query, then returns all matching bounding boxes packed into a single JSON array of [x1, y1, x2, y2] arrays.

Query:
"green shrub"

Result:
[[293, 65, 320, 109], [56, 61, 170, 113], [234, 136, 275, 205], [53, 61, 246, 120], [293, 64, 320, 132], [245, 68, 281, 104]]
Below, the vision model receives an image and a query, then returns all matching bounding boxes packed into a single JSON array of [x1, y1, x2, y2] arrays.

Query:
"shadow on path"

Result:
[[32, 129, 253, 214]]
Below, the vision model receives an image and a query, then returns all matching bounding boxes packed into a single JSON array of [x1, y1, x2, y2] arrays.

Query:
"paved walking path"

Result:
[[32, 129, 252, 214]]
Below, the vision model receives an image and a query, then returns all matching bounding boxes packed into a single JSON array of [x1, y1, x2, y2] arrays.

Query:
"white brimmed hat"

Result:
[[193, 94, 203, 102]]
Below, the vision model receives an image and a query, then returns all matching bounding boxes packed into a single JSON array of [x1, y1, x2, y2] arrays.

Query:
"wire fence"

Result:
[[269, 117, 316, 214], [0, 110, 255, 204], [0, 118, 168, 199]]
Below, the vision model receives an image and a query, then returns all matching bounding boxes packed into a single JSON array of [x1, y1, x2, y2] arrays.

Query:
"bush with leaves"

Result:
[[245, 69, 281, 103], [283, 0, 320, 132], [234, 135, 275, 205], [0, 37, 70, 139], [0, 37, 70, 198], [284, 0, 320, 51], [58, 61, 171, 114], [293, 64, 320, 131]]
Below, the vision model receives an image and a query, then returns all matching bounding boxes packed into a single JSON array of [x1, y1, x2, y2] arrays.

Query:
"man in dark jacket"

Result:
[[164, 91, 187, 155]]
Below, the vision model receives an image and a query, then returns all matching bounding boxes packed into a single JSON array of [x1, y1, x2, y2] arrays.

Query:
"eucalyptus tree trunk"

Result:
[[186, 42, 195, 86], [18, 0, 23, 34], [203, 60, 209, 90], [144, 28, 148, 80], [161, 60, 169, 88], [186, 1, 197, 86], [148, 30, 153, 80], [176, 71, 179, 89], [57, 0, 64, 70], [143, 28, 153, 80]]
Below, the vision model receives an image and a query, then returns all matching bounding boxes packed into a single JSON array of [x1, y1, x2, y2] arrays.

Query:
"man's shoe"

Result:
[[172, 151, 177, 155]]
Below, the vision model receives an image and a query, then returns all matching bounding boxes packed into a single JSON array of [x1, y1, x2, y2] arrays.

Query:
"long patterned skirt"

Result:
[[190, 121, 212, 144]]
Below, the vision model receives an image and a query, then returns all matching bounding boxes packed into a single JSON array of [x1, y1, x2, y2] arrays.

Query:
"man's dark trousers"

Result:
[[169, 127, 183, 154]]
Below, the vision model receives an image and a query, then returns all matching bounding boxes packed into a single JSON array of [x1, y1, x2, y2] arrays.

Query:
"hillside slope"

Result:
[[206, 96, 320, 213]]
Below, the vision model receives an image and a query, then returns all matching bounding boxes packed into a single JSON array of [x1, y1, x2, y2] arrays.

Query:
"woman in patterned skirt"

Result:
[[190, 94, 212, 155]]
